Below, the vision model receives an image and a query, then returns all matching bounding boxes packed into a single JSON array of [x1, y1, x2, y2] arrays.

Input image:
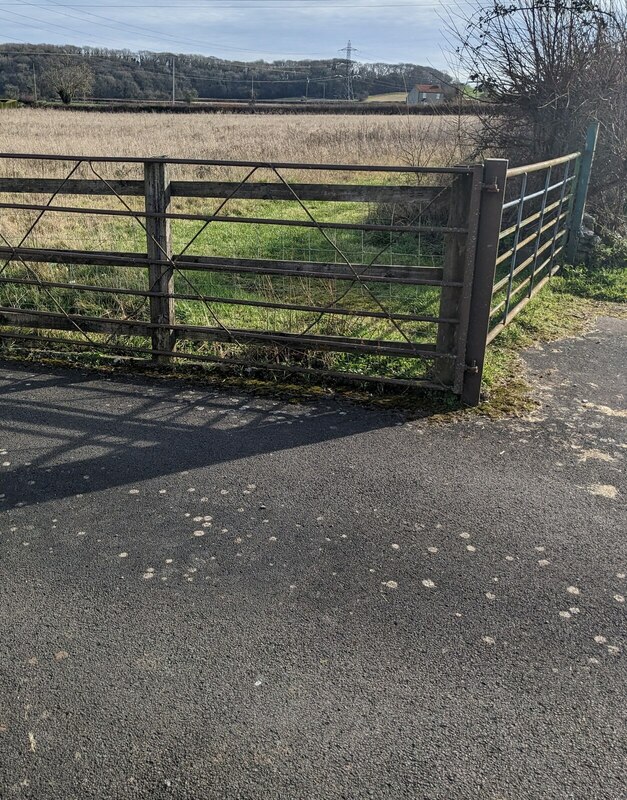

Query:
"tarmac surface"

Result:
[[0, 316, 625, 799]]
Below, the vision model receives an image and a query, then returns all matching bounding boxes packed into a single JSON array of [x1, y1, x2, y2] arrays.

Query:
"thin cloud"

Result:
[[0, 0, 450, 65]]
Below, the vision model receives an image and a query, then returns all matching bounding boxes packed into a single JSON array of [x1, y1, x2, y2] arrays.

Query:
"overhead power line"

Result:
[[6, 0, 333, 57], [0, 1, 465, 5]]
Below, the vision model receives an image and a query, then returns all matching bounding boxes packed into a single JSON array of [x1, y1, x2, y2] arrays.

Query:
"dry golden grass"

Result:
[[0, 109, 476, 179], [0, 108, 477, 255]]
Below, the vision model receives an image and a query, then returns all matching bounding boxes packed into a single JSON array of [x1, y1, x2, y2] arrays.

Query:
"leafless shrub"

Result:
[[446, 0, 627, 230], [44, 58, 94, 106]]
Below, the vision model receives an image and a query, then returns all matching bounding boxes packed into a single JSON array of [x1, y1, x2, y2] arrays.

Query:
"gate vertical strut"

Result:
[[144, 160, 175, 361]]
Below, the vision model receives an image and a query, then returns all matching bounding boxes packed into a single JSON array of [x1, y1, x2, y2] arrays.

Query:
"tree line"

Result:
[[0, 44, 452, 103]]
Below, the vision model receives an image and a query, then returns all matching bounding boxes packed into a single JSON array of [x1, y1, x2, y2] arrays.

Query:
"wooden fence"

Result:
[[0, 127, 597, 405]]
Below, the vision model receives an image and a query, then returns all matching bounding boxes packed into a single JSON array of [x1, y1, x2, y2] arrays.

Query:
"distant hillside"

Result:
[[0, 44, 452, 103]]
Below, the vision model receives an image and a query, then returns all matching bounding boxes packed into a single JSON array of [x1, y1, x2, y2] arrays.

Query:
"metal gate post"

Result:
[[144, 159, 175, 362], [565, 121, 599, 264], [461, 158, 508, 406]]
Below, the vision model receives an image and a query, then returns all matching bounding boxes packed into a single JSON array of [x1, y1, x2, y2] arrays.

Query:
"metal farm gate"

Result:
[[0, 124, 597, 405]]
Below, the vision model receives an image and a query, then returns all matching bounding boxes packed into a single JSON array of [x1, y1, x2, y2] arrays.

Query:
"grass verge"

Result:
[[479, 258, 626, 417]]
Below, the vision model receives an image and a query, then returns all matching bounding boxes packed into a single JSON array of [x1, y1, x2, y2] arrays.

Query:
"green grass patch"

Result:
[[555, 261, 627, 303], [1, 194, 445, 385], [480, 253, 626, 416]]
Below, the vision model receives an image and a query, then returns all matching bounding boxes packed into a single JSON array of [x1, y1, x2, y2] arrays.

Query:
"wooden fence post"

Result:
[[565, 121, 599, 264], [144, 159, 175, 362], [461, 158, 508, 406], [435, 170, 476, 387]]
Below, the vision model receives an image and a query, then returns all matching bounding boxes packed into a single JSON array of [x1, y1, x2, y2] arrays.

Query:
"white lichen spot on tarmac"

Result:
[[427, 547, 438, 554], [460, 532, 470, 539], [538, 559, 550, 567], [587, 484, 618, 499], [466, 545, 476, 553], [607, 645, 621, 655], [594, 635, 607, 644], [485, 592, 496, 600], [28, 732, 36, 752], [193, 530, 205, 537], [482, 636, 496, 645], [143, 570, 155, 579], [577, 449, 617, 463], [383, 580, 398, 590], [391, 543, 400, 550], [569, 607, 581, 614], [118, 552, 128, 558], [613, 594, 625, 603], [567, 586, 581, 595], [129, 489, 140, 495], [505, 556, 515, 562], [421, 579, 436, 588], [559, 611, 572, 619], [54, 651, 69, 661], [582, 402, 627, 418]]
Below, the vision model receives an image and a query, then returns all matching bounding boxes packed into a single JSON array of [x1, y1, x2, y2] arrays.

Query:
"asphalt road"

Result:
[[1, 316, 625, 800]]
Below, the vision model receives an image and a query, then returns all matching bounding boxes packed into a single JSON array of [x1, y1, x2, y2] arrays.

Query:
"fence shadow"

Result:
[[0, 359, 400, 508]]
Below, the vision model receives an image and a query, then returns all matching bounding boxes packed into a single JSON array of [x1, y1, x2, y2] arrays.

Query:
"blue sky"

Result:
[[0, 0, 463, 69]]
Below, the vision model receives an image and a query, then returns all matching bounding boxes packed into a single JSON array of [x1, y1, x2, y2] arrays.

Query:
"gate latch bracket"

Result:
[[465, 361, 479, 374], [482, 180, 500, 193]]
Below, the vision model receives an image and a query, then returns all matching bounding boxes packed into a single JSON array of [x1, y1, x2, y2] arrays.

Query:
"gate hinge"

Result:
[[465, 360, 479, 374], [482, 180, 500, 193]]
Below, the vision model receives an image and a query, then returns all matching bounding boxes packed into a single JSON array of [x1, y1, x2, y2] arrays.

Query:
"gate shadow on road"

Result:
[[0, 360, 401, 508]]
